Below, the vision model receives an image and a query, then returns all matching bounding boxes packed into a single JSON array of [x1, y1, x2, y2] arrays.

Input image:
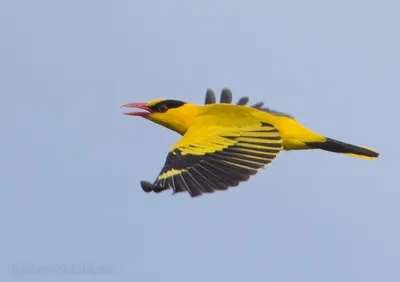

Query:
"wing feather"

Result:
[[145, 120, 283, 197]]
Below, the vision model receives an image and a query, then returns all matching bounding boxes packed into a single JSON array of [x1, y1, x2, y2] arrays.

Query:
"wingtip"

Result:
[[205, 89, 216, 104], [237, 97, 249, 105], [140, 181, 153, 192], [220, 88, 233, 103]]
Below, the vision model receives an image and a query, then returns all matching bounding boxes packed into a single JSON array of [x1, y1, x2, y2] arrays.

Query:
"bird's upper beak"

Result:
[[121, 102, 152, 117]]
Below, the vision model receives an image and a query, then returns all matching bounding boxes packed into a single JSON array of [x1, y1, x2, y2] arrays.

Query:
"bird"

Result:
[[122, 97, 379, 198], [137, 88, 266, 191]]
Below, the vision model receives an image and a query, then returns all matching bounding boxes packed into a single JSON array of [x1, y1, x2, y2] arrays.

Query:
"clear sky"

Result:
[[1, 0, 399, 281]]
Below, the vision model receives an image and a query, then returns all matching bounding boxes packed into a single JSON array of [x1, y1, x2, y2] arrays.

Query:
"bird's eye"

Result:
[[157, 104, 168, 113]]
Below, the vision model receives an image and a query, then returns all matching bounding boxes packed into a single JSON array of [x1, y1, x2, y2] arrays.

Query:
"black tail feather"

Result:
[[305, 138, 379, 158]]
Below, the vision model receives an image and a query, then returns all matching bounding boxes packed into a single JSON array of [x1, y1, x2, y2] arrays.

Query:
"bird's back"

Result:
[[198, 103, 289, 127], [199, 103, 262, 119], [197, 103, 324, 150]]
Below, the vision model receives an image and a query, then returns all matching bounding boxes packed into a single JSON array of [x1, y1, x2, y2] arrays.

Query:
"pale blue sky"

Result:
[[1, 0, 399, 281]]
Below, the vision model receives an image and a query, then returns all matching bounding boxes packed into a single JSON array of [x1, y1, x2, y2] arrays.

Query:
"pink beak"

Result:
[[121, 102, 152, 117]]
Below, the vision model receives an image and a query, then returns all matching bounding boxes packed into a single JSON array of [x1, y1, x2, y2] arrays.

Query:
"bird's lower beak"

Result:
[[121, 102, 152, 117]]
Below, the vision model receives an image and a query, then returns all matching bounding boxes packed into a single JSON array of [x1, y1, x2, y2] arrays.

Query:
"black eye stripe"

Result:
[[149, 100, 186, 112]]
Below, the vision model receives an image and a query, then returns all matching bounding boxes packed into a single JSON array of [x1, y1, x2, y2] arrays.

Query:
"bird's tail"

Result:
[[305, 137, 379, 160]]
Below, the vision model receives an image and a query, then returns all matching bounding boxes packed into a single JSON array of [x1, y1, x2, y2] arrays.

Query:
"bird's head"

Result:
[[121, 99, 199, 135]]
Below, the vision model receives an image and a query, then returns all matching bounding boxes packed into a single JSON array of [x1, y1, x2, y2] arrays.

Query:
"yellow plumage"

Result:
[[122, 99, 379, 197]]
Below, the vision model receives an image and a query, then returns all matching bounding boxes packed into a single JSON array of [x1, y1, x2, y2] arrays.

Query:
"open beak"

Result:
[[121, 102, 152, 117]]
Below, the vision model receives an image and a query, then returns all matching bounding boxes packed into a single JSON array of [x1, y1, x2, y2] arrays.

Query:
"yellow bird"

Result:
[[122, 99, 379, 197]]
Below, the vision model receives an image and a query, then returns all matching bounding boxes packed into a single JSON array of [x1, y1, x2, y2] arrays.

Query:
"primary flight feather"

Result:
[[122, 97, 379, 197]]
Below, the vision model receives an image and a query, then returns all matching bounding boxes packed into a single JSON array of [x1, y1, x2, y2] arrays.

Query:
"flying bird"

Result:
[[122, 97, 379, 197]]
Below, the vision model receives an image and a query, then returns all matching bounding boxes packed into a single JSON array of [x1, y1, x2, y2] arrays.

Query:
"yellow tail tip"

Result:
[[345, 146, 379, 160]]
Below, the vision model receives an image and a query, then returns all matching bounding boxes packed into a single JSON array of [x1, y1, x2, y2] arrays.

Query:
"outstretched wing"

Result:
[[145, 120, 283, 197]]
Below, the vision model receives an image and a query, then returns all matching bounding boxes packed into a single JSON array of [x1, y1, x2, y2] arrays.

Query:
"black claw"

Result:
[[237, 97, 249, 105], [220, 88, 233, 103], [205, 89, 216, 104]]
